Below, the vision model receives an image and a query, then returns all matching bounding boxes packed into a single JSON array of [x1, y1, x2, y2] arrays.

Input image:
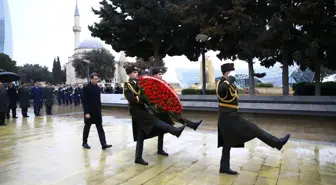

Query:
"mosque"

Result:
[[65, 1, 128, 85]]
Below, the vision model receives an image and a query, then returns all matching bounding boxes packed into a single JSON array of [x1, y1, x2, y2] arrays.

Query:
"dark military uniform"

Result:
[[44, 85, 54, 115], [123, 65, 185, 165], [216, 63, 290, 174], [0, 85, 8, 126], [150, 67, 202, 154]]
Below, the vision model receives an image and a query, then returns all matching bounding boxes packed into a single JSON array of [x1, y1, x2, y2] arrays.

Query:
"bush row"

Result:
[[181, 88, 246, 95], [293, 82, 336, 96]]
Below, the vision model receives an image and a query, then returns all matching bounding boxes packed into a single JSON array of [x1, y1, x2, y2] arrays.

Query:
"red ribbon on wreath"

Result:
[[138, 75, 183, 119]]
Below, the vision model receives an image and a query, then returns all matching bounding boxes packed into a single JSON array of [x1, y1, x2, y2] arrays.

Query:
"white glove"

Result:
[[228, 71, 236, 77]]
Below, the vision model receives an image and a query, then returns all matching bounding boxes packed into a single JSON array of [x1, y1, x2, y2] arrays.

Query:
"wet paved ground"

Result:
[[0, 106, 336, 185]]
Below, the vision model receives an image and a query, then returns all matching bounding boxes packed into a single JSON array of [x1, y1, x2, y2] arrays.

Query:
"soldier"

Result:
[[216, 63, 290, 175], [44, 82, 54, 115], [74, 85, 81, 106], [0, 82, 8, 126], [151, 67, 203, 155], [31, 82, 43, 116], [6, 82, 18, 119], [123, 65, 185, 165], [18, 82, 31, 117], [57, 85, 64, 105]]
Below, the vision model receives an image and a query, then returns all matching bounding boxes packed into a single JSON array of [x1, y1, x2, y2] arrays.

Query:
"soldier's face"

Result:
[[154, 73, 163, 79], [129, 71, 138, 79]]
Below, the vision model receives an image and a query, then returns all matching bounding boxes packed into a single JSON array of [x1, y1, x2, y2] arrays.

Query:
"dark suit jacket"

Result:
[[82, 83, 102, 124]]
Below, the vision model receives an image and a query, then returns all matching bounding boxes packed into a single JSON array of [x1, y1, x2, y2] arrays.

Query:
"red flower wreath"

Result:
[[138, 75, 183, 119]]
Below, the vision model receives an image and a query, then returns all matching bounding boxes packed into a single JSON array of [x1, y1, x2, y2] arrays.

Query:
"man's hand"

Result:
[[228, 71, 236, 83], [85, 114, 90, 119]]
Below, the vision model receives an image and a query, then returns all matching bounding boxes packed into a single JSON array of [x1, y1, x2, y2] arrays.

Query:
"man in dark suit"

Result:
[[82, 73, 112, 150], [18, 82, 31, 117], [0, 82, 8, 126], [6, 82, 18, 119], [123, 65, 185, 165]]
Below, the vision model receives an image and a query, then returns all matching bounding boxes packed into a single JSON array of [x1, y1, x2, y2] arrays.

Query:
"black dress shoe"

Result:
[[82, 143, 91, 149], [276, 134, 291, 150], [157, 150, 169, 156], [102, 144, 112, 150], [135, 158, 148, 165], [192, 120, 203, 131], [13, 116, 18, 119], [219, 168, 238, 175]]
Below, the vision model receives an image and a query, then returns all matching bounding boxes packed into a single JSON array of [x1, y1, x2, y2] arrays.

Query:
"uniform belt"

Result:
[[218, 103, 238, 109]]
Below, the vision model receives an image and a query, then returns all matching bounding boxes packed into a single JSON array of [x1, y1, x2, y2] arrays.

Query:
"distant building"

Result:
[[175, 63, 314, 88], [0, 0, 13, 58]]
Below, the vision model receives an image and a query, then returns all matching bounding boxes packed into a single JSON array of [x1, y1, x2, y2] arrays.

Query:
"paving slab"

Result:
[[0, 106, 336, 185]]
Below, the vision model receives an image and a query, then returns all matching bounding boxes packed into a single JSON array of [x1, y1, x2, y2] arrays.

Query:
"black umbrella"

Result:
[[0, 72, 20, 82]]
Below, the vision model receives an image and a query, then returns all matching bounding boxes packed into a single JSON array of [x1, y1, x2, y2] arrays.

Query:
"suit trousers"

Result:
[[82, 122, 107, 146], [6, 107, 16, 118], [46, 106, 52, 115], [21, 108, 28, 117], [0, 112, 5, 125]]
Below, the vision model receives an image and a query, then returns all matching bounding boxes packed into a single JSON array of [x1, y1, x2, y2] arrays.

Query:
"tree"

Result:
[[61, 69, 66, 84], [180, 0, 270, 95], [17, 64, 52, 83], [72, 48, 115, 80], [125, 57, 167, 75], [0, 53, 17, 72], [292, 0, 336, 95], [89, 0, 201, 67], [52, 56, 63, 84]]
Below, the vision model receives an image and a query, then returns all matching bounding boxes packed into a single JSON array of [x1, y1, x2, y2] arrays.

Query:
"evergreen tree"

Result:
[[0, 53, 17, 72], [52, 56, 62, 84], [88, 0, 201, 67], [72, 48, 115, 80]]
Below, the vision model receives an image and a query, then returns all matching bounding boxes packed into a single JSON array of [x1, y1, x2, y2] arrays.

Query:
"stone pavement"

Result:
[[0, 108, 336, 185]]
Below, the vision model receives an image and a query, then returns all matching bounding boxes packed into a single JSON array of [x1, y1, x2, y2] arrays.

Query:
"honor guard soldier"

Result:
[[123, 65, 185, 165], [18, 82, 31, 117], [216, 63, 290, 175]]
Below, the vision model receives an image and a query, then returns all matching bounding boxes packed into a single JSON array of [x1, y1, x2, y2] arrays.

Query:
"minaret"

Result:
[[73, 0, 81, 50]]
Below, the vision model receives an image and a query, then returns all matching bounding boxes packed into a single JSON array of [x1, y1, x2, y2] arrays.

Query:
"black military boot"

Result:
[[155, 120, 185, 138], [157, 134, 168, 156], [82, 143, 91, 149], [219, 146, 238, 175], [258, 132, 291, 150], [185, 119, 203, 131], [135, 140, 148, 165]]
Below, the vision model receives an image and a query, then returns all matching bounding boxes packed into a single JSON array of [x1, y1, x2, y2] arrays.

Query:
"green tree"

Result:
[[293, 0, 336, 95], [88, 0, 200, 67], [0, 53, 17, 72], [17, 64, 52, 83], [124, 57, 167, 75], [72, 48, 115, 80], [52, 56, 63, 84]]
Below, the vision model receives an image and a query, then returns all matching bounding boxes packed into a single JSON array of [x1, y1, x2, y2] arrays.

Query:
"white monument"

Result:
[[113, 51, 129, 83]]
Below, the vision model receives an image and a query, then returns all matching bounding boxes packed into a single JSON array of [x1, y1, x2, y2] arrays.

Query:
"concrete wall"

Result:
[[101, 94, 336, 116]]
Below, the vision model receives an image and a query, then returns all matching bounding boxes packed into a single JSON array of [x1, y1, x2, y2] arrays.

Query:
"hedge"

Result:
[[293, 82, 336, 96], [255, 83, 274, 88], [181, 88, 245, 95]]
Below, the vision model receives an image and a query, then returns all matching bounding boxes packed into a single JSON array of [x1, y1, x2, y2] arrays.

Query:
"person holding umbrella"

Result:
[[0, 81, 8, 126]]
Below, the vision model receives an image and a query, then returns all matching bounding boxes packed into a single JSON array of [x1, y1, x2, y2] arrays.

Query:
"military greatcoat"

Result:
[[216, 76, 262, 148], [123, 79, 164, 141]]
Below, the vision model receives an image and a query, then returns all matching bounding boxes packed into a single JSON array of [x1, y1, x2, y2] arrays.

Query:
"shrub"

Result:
[[255, 83, 274, 88], [181, 88, 245, 95], [293, 82, 336, 96]]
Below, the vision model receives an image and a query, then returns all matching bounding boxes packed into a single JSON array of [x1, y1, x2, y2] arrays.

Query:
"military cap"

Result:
[[151, 67, 163, 75], [221, 63, 235, 73], [125, 65, 138, 75]]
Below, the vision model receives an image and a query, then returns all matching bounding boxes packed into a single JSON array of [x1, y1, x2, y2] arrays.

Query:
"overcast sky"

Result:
[[9, 0, 255, 82]]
